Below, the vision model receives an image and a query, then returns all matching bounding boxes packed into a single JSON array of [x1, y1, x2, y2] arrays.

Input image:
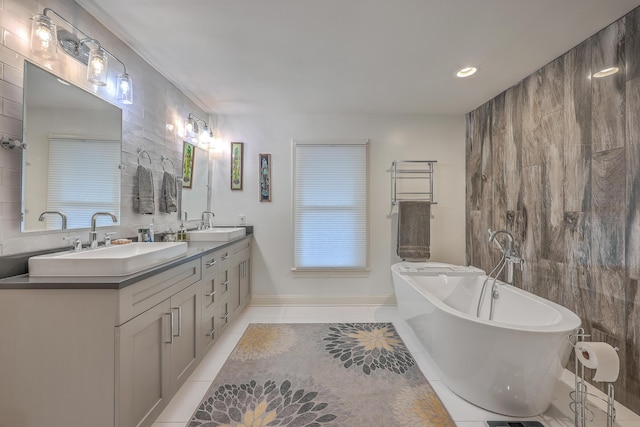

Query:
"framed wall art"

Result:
[[231, 142, 244, 190], [182, 141, 195, 188], [259, 153, 271, 202]]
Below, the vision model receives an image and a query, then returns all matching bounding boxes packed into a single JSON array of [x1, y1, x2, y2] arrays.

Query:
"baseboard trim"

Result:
[[248, 294, 397, 306]]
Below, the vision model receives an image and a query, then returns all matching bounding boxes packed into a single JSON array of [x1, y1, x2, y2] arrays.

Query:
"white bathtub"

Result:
[[392, 261, 581, 417]]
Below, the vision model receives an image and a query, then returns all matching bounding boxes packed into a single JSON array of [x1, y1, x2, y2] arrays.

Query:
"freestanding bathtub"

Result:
[[392, 261, 581, 417]]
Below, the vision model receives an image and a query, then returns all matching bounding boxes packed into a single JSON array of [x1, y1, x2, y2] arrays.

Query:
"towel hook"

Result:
[[161, 156, 176, 174], [137, 149, 152, 166]]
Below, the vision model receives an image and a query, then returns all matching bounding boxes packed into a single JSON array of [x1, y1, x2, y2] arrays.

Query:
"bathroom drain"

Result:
[[486, 422, 544, 427]]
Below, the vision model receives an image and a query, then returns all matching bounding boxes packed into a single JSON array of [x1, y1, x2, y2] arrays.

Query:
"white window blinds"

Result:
[[47, 138, 120, 230], [292, 140, 369, 270]]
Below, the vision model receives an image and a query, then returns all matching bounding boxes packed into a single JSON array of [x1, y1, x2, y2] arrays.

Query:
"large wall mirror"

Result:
[[181, 143, 210, 221], [21, 61, 122, 232]]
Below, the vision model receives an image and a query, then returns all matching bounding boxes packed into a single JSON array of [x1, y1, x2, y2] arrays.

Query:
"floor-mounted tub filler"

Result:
[[392, 261, 581, 417]]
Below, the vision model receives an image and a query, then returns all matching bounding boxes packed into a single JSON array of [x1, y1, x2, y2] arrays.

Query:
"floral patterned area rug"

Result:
[[189, 323, 455, 427]]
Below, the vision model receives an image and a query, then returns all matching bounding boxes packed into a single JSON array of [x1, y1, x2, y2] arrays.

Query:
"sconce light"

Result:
[[185, 113, 214, 143], [86, 42, 107, 86], [30, 8, 133, 104], [30, 14, 58, 60]]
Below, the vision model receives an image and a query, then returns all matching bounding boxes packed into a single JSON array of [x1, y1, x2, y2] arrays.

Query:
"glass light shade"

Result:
[[87, 47, 108, 86], [31, 14, 58, 60], [117, 72, 133, 104], [185, 117, 198, 137]]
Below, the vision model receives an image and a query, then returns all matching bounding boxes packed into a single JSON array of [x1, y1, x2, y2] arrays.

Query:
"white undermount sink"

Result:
[[28, 242, 188, 277], [187, 227, 246, 242]]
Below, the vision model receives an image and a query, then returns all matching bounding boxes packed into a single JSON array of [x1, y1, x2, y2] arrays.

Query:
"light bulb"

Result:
[[30, 14, 57, 60], [87, 47, 108, 86], [117, 73, 133, 104]]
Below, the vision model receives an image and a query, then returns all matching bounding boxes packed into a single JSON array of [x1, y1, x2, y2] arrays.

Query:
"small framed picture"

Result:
[[182, 141, 195, 188], [259, 153, 271, 202], [231, 142, 244, 190]]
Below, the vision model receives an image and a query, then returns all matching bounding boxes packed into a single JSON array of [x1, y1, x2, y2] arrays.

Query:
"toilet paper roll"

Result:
[[575, 342, 620, 383]]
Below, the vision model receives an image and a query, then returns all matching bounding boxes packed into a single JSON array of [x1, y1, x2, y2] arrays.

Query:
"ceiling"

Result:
[[75, 0, 640, 116]]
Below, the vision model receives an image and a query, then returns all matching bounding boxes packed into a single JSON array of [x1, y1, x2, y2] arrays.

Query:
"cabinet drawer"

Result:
[[117, 259, 201, 325], [201, 274, 218, 310], [201, 304, 219, 354], [201, 249, 231, 276]]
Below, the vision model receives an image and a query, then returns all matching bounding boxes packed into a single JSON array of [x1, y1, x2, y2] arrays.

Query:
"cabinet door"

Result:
[[239, 248, 251, 308], [170, 282, 202, 394], [228, 259, 241, 316], [117, 299, 171, 427]]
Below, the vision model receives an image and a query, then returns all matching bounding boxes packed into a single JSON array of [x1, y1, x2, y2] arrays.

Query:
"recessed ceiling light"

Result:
[[455, 67, 478, 78], [592, 67, 619, 78]]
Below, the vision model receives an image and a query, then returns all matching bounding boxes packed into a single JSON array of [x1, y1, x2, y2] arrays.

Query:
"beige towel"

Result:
[[159, 171, 177, 213], [135, 164, 155, 214], [397, 201, 431, 260]]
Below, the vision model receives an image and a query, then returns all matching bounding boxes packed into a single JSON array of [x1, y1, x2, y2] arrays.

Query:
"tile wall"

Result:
[[0, 0, 209, 256], [466, 7, 640, 414]]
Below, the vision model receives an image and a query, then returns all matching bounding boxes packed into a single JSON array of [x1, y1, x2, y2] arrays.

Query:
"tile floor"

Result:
[[151, 305, 640, 427]]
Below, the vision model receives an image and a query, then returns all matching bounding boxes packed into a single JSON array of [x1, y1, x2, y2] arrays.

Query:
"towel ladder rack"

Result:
[[391, 160, 437, 207]]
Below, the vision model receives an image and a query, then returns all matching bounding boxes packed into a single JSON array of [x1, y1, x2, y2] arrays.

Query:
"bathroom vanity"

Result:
[[0, 235, 251, 427]]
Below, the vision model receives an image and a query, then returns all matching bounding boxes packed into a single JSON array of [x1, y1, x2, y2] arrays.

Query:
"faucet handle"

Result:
[[104, 232, 117, 246], [63, 236, 82, 251]]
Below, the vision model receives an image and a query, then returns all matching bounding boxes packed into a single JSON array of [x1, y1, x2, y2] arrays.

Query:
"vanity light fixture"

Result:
[[185, 113, 214, 143], [455, 66, 478, 78], [30, 8, 134, 104]]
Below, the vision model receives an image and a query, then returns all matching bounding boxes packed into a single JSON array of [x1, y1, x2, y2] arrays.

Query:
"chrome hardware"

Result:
[[221, 253, 229, 260], [200, 211, 215, 229], [0, 137, 27, 150], [89, 212, 117, 249], [206, 327, 216, 337], [104, 232, 117, 246], [63, 236, 82, 251], [165, 312, 174, 344], [207, 289, 217, 298], [205, 258, 216, 267], [173, 307, 182, 337], [38, 211, 67, 230]]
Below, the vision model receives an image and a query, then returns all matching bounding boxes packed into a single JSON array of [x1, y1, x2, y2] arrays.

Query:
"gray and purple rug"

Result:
[[189, 322, 455, 427]]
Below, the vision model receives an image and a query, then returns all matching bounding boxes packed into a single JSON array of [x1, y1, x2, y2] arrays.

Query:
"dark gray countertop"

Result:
[[0, 234, 252, 290]]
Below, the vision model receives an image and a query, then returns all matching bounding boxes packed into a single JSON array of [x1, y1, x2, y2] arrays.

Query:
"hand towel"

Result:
[[135, 164, 155, 214], [159, 171, 178, 213], [397, 200, 431, 260]]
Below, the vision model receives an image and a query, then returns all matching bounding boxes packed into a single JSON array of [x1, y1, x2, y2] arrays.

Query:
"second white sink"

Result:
[[187, 227, 246, 242], [29, 242, 188, 277]]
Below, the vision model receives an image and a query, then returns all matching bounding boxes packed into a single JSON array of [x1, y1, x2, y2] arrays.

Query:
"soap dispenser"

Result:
[[178, 214, 187, 241], [148, 221, 155, 243]]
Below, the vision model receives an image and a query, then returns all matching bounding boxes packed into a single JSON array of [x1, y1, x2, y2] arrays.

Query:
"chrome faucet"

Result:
[[38, 211, 68, 230], [201, 211, 215, 229], [90, 212, 117, 249], [488, 229, 523, 284], [477, 229, 525, 320]]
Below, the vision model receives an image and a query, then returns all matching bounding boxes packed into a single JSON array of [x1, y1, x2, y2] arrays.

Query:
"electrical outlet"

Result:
[[239, 214, 246, 225]]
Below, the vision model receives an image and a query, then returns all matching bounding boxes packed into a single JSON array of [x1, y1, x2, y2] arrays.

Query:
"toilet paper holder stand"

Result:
[[568, 328, 617, 427]]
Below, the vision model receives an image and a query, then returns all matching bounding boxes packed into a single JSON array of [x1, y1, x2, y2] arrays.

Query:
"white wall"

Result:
[[212, 113, 466, 304]]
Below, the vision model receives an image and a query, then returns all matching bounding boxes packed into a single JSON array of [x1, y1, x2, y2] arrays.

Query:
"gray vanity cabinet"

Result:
[[116, 259, 202, 427], [0, 237, 251, 427]]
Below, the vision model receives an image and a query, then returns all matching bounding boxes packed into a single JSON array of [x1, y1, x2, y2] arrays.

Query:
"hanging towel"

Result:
[[159, 171, 178, 213], [397, 200, 431, 260], [135, 164, 155, 214]]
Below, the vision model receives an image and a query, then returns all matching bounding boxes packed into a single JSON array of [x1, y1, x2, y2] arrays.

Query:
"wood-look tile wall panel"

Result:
[[466, 8, 640, 414], [591, 20, 626, 154]]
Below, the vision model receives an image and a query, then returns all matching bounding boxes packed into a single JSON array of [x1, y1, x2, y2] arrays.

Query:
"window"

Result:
[[46, 137, 121, 230], [292, 139, 369, 270]]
